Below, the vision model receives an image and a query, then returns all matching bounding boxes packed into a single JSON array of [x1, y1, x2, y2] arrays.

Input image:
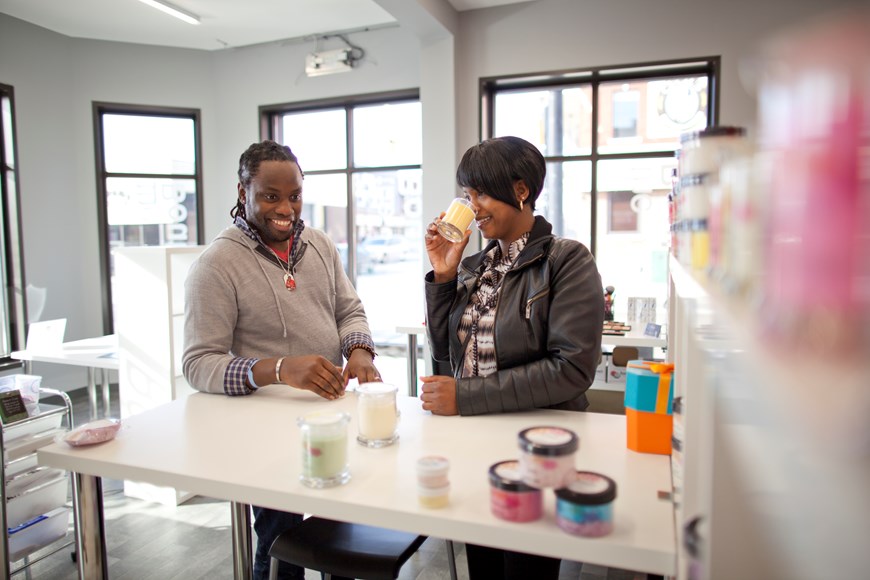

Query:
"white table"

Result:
[[11, 334, 118, 420], [602, 331, 667, 349], [38, 387, 676, 580]]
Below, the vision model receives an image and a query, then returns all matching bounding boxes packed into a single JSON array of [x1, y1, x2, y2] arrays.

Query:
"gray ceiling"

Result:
[[0, 0, 532, 51]]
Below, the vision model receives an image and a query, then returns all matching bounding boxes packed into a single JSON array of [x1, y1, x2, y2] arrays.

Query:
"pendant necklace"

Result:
[[269, 239, 296, 291]]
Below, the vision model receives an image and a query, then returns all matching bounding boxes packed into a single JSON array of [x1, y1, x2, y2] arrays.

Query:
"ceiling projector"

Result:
[[305, 48, 354, 77]]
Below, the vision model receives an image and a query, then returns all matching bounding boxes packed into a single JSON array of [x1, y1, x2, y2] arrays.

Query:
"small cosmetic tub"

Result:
[[417, 456, 450, 508], [416, 456, 450, 488], [554, 471, 617, 537], [417, 484, 451, 509], [517, 426, 579, 488], [488, 460, 543, 522]]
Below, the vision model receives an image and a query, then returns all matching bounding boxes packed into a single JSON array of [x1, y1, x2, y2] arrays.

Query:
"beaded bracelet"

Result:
[[275, 356, 286, 384], [347, 343, 376, 359]]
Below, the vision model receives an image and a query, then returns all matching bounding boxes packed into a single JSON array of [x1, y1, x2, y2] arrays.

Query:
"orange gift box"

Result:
[[626, 407, 673, 455]]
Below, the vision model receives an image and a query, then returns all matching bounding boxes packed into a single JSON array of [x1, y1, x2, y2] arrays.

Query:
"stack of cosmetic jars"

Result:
[[487, 426, 618, 537], [416, 455, 450, 508], [676, 126, 751, 273]]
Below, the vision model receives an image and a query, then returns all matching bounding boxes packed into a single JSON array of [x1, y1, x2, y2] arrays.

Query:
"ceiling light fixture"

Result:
[[137, 0, 200, 26]]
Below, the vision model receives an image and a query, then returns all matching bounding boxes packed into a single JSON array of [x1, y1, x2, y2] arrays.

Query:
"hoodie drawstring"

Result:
[[248, 244, 289, 338]]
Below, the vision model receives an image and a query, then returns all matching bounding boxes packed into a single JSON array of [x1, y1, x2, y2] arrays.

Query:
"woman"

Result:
[[421, 136, 604, 580]]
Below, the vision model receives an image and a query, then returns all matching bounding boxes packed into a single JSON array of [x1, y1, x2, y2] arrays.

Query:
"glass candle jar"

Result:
[[488, 460, 543, 522], [297, 411, 351, 488], [554, 471, 617, 537], [356, 382, 400, 447], [517, 426, 579, 489]]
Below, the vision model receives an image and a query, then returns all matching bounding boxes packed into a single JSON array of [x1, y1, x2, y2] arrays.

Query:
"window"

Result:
[[612, 89, 639, 138], [94, 103, 204, 333], [608, 190, 638, 232], [485, 58, 717, 326], [0, 84, 26, 362], [261, 91, 423, 348]]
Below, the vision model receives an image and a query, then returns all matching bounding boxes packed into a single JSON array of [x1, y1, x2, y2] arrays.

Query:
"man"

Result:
[[183, 140, 379, 580]]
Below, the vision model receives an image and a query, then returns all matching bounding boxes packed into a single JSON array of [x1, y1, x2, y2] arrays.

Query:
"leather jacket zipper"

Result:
[[525, 289, 548, 319]]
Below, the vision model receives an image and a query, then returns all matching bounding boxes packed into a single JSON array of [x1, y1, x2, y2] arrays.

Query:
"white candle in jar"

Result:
[[356, 383, 399, 447]]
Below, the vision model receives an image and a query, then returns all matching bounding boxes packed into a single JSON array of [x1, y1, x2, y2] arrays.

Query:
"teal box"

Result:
[[624, 360, 674, 415]]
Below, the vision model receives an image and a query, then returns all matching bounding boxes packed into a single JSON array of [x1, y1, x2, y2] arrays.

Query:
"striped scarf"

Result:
[[458, 233, 529, 377]]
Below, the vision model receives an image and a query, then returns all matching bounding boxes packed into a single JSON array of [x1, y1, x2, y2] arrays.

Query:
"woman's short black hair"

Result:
[[237, 140, 302, 189], [455, 136, 546, 210]]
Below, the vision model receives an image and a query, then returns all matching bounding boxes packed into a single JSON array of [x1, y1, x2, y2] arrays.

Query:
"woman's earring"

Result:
[[520, 199, 524, 211]]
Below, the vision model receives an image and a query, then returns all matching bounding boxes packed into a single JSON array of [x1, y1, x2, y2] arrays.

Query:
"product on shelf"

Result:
[[757, 10, 870, 357], [624, 360, 674, 455], [675, 126, 752, 274]]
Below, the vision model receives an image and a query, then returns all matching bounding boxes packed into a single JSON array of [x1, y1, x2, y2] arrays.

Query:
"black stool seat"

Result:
[[269, 517, 427, 580]]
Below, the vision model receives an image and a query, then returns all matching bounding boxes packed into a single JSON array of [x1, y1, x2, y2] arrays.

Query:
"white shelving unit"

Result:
[[668, 256, 870, 579], [113, 245, 205, 506], [1, 388, 74, 576]]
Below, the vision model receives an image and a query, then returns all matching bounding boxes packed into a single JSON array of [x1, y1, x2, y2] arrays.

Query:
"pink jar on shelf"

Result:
[[488, 460, 543, 522], [517, 426, 578, 489]]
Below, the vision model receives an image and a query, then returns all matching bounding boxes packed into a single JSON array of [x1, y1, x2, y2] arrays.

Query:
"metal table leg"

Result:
[[72, 473, 108, 579], [231, 502, 253, 580], [446, 539, 458, 580], [407, 333, 418, 397], [87, 367, 98, 420], [100, 368, 111, 416]]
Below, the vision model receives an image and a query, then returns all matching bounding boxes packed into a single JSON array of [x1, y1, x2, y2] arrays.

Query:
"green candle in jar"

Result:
[[298, 411, 351, 488]]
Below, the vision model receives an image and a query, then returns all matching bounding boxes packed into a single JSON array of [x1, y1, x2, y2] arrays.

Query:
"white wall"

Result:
[[0, 0, 858, 389]]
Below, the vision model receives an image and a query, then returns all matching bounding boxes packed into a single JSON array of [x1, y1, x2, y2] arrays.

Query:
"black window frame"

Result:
[[480, 56, 719, 257], [0, 83, 27, 368], [93, 102, 204, 334], [259, 88, 420, 286]]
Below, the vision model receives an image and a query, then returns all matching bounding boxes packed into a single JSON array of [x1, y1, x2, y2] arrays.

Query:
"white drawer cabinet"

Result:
[[0, 388, 73, 576]]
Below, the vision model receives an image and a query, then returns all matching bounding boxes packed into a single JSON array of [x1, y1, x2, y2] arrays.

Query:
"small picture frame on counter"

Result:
[[0, 389, 29, 425], [644, 323, 662, 338]]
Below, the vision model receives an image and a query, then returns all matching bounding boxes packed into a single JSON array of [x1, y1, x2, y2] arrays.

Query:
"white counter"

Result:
[[38, 387, 675, 578]]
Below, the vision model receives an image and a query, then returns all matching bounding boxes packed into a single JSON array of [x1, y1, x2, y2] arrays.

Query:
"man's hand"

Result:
[[279, 355, 346, 400], [419, 375, 458, 415], [343, 348, 380, 385]]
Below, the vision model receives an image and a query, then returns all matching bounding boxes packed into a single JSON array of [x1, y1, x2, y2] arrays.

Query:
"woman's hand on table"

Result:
[[420, 375, 458, 415]]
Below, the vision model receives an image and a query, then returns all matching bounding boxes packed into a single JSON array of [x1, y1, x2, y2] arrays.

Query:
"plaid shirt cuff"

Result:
[[225, 357, 259, 396], [342, 332, 376, 360]]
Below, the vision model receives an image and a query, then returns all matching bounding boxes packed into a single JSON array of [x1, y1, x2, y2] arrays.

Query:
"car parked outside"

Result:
[[359, 236, 414, 263], [337, 243, 376, 274]]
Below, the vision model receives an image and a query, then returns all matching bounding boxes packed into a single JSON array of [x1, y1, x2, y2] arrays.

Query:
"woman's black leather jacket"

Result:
[[425, 216, 604, 415]]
